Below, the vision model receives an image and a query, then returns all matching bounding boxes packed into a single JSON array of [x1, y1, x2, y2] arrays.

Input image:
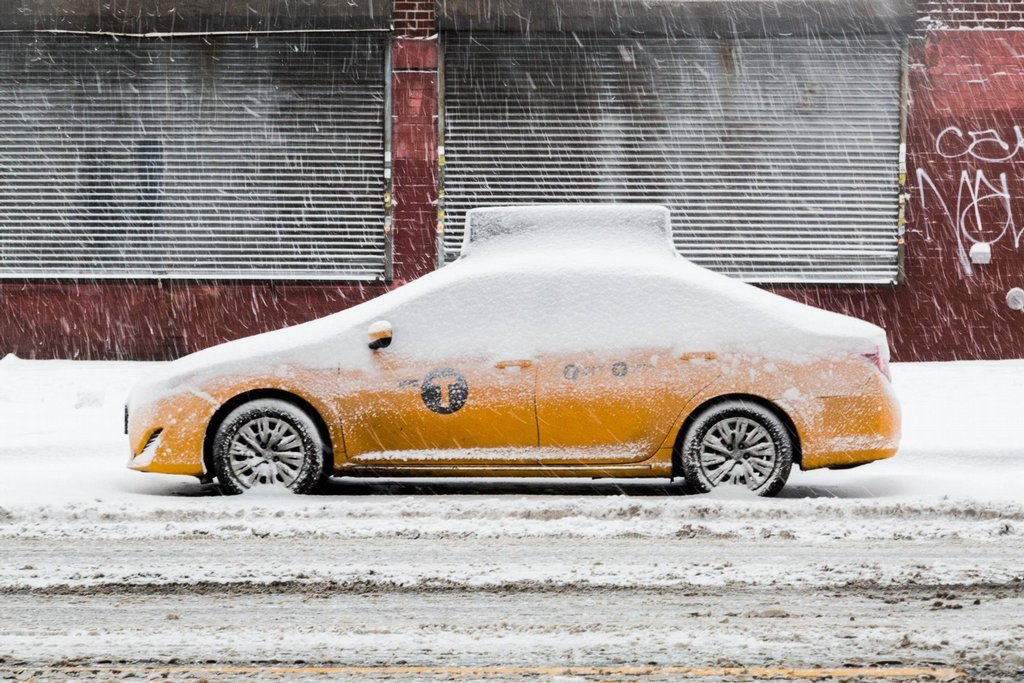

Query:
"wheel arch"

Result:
[[202, 388, 335, 477], [672, 393, 803, 475]]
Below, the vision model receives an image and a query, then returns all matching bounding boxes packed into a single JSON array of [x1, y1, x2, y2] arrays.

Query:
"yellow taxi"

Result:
[[127, 205, 900, 497]]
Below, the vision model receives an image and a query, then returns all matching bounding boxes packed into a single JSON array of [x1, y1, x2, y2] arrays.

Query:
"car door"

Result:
[[533, 272, 720, 464], [338, 273, 539, 466]]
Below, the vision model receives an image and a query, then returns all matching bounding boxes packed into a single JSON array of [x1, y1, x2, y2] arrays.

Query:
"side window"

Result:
[[386, 273, 540, 359], [532, 273, 687, 354]]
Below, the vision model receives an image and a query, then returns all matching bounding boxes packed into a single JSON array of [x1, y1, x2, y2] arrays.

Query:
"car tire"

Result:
[[211, 398, 325, 496], [679, 400, 793, 498]]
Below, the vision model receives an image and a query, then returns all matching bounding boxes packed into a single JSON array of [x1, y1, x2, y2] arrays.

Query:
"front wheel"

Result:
[[679, 400, 794, 497], [211, 398, 325, 495]]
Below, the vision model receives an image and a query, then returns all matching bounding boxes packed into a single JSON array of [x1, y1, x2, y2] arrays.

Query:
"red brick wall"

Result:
[[920, 1, 1024, 29], [904, 28, 1024, 358], [0, 282, 398, 360]]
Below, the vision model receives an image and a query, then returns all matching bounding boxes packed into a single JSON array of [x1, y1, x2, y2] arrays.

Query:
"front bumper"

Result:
[[127, 391, 217, 477]]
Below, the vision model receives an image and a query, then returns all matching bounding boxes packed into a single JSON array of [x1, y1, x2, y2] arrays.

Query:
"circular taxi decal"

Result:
[[421, 368, 469, 415]]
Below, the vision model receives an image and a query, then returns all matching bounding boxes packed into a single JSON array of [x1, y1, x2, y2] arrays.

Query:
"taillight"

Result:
[[862, 348, 892, 382]]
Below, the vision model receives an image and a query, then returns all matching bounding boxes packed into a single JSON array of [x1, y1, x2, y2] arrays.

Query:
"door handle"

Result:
[[495, 359, 533, 369], [680, 352, 717, 362]]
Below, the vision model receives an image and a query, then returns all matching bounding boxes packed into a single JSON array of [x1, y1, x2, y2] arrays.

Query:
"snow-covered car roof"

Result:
[[461, 204, 674, 258]]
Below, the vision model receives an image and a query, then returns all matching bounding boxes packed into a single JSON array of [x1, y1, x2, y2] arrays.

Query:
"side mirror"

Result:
[[368, 320, 393, 350]]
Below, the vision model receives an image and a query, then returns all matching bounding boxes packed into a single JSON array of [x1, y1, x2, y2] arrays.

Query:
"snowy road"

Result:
[[1, 545, 1017, 680], [0, 357, 1023, 680], [1, 527, 1021, 681]]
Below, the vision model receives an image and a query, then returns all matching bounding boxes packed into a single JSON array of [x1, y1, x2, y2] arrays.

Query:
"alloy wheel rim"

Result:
[[698, 416, 777, 490], [227, 416, 306, 489]]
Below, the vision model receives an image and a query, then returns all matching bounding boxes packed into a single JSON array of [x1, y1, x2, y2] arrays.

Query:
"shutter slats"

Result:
[[0, 33, 386, 280], [442, 34, 901, 284]]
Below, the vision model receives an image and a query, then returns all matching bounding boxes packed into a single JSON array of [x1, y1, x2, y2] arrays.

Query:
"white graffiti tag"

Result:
[[935, 125, 1024, 163], [916, 168, 1019, 275], [917, 125, 1024, 275]]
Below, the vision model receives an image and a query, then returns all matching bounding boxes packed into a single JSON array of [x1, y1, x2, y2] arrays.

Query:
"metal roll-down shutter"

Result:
[[442, 34, 902, 284], [0, 33, 386, 280]]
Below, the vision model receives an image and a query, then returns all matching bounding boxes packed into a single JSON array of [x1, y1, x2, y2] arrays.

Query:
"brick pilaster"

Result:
[[389, 2, 440, 283]]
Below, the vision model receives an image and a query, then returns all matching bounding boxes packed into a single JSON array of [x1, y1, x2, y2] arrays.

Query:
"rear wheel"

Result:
[[211, 398, 325, 496], [679, 400, 793, 497]]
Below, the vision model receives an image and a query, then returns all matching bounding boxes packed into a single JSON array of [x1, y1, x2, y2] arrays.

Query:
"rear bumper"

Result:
[[792, 374, 901, 471]]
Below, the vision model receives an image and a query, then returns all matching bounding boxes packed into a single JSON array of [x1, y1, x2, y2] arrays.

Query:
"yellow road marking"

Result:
[[22, 665, 966, 679]]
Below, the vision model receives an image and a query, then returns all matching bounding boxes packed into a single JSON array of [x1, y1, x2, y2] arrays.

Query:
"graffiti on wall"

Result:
[[916, 125, 1024, 275]]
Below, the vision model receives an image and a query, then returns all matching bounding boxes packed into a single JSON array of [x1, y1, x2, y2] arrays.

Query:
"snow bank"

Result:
[[0, 354, 159, 456], [894, 360, 1024, 460]]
